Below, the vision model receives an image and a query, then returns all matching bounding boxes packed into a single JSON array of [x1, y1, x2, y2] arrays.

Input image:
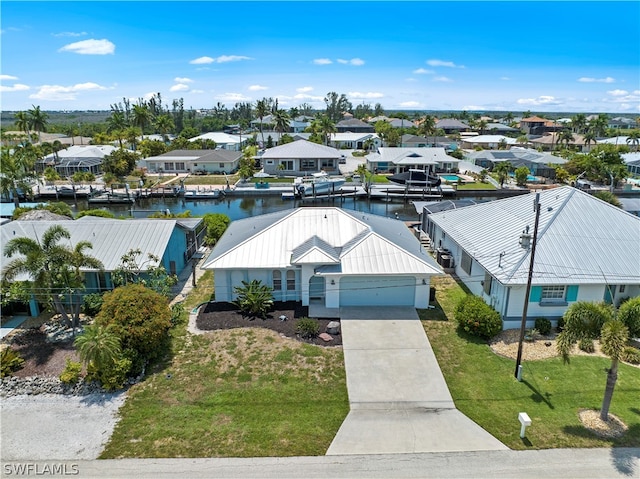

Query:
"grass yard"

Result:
[[101, 271, 348, 458], [456, 182, 496, 191], [421, 276, 640, 450]]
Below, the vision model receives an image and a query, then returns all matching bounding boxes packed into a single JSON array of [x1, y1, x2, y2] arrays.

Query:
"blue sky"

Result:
[[1, 1, 639, 113]]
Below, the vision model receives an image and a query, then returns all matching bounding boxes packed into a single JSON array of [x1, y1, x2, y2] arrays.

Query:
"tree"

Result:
[[233, 279, 274, 319], [514, 166, 530, 186], [14, 111, 31, 140], [202, 213, 231, 246], [273, 109, 291, 135], [557, 129, 575, 149], [571, 113, 587, 134], [106, 110, 128, 148], [74, 324, 121, 371], [493, 161, 512, 187], [254, 98, 270, 147], [557, 301, 628, 421], [626, 131, 640, 151], [618, 296, 640, 338], [112, 248, 177, 298], [583, 130, 597, 150], [0, 147, 36, 206], [237, 145, 257, 180], [418, 115, 437, 146], [102, 148, 140, 178], [593, 191, 622, 208], [138, 139, 168, 158], [310, 114, 337, 146], [27, 105, 49, 143], [153, 114, 175, 143], [43, 166, 61, 183], [324, 91, 352, 123], [132, 102, 152, 141]]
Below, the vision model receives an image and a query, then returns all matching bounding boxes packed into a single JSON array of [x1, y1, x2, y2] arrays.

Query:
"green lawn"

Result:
[[421, 276, 640, 449], [101, 272, 349, 458], [456, 182, 496, 190]]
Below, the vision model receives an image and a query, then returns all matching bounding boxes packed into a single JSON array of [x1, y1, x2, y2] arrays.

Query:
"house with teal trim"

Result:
[[1, 217, 204, 316], [422, 186, 640, 329]]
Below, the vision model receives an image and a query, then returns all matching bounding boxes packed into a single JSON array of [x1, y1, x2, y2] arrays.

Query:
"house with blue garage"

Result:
[[1, 216, 204, 316], [422, 186, 640, 329], [202, 207, 442, 315]]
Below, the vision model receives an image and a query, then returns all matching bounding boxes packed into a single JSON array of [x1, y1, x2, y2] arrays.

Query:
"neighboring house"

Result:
[[435, 119, 470, 134], [460, 135, 518, 149], [622, 152, 640, 176], [422, 186, 640, 329], [529, 133, 591, 152], [483, 123, 520, 134], [251, 116, 310, 134], [1, 216, 205, 316], [327, 132, 381, 150], [608, 117, 636, 130], [139, 149, 242, 174], [261, 139, 341, 176], [366, 147, 459, 174], [36, 145, 118, 176], [465, 149, 567, 178], [189, 132, 247, 151], [400, 134, 456, 150], [387, 118, 417, 129], [519, 116, 562, 136], [336, 118, 375, 133], [202, 207, 442, 310]]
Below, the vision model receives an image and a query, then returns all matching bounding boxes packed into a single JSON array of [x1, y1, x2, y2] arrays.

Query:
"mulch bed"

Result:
[[196, 301, 342, 347], [7, 328, 80, 378]]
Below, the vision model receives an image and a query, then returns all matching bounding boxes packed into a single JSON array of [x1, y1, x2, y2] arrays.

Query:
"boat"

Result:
[[388, 169, 442, 188], [293, 172, 346, 196], [149, 185, 185, 197], [183, 189, 225, 200]]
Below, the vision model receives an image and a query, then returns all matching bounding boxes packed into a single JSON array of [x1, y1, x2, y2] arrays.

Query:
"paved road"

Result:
[[3, 449, 637, 478]]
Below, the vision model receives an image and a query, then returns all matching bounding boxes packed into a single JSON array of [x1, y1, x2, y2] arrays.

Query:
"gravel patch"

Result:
[[1, 392, 126, 460]]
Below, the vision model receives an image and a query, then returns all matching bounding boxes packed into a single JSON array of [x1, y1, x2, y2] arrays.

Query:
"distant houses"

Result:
[[139, 149, 242, 175]]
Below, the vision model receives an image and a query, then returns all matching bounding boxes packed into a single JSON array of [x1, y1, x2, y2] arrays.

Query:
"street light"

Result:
[[515, 192, 541, 381]]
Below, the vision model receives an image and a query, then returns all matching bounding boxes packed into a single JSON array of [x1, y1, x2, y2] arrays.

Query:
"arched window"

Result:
[[286, 270, 296, 291], [272, 270, 282, 291]]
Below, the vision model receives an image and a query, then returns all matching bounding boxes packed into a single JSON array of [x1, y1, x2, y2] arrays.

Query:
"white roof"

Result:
[[44, 145, 117, 160], [597, 136, 629, 145], [463, 135, 517, 144], [190, 132, 243, 145], [261, 139, 341, 159], [427, 186, 640, 285], [331, 133, 379, 142], [371, 147, 456, 165], [203, 208, 441, 276]]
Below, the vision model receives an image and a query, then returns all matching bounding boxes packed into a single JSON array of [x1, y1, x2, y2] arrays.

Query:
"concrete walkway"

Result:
[[327, 307, 507, 455]]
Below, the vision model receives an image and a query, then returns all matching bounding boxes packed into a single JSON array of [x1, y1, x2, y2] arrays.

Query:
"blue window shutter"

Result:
[[529, 286, 542, 302], [566, 285, 578, 302]]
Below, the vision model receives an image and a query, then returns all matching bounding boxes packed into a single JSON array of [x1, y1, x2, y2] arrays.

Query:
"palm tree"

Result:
[[132, 102, 152, 141], [273, 109, 291, 135], [313, 114, 337, 146], [558, 129, 575, 149], [556, 301, 629, 421], [494, 161, 512, 187], [27, 105, 48, 143], [589, 114, 608, 138], [74, 324, 121, 370], [153, 114, 175, 143], [583, 130, 597, 151], [254, 98, 270, 147], [14, 111, 30, 141], [626, 131, 640, 151], [571, 113, 587, 134], [107, 110, 128, 148], [419, 115, 437, 146]]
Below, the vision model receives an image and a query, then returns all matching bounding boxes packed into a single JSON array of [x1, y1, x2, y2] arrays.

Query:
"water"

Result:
[[440, 175, 461, 182], [71, 195, 425, 222]]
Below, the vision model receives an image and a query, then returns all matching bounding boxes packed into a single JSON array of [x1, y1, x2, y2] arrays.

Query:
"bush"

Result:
[[170, 302, 186, 327], [59, 359, 82, 384], [87, 356, 132, 391], [556, 316, 565, 332], [621, 346, 640, 365], [535, 317, 552, 336], [454, 295, 502, 339], [618, 296, 640, 338], [578, 338, 595, 353], [0, 348, 24, 378], [562, 301, 611, 339], [296, 317, 320, 339], [233, 279, 274, 319], [83, 293, 104, 316]]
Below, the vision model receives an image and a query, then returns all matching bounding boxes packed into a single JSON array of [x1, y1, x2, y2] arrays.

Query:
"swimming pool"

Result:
[[440, 174, 461, 182]]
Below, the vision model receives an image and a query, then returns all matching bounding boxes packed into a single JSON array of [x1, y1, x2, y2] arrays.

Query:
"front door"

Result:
[[309, 276, 325, 300]]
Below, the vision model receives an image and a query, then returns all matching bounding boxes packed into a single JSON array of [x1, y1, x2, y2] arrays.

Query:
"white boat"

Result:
[[294, 172, 346, 196], [183, 189, 225, 200]]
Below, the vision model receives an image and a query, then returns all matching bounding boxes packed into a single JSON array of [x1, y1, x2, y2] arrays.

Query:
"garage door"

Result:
[[339, 276, 416, 307]]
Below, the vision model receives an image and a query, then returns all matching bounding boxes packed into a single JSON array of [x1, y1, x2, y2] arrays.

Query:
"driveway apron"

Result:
[[326, 307, 507, 455]]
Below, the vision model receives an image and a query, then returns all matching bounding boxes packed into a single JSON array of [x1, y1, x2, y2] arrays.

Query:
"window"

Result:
[[266, 160, 274, 165], [620, 285, 626, 293], [219, 163, 225, 168], [301, 159, 316, 170], [541, 286, 565, 302], [97, 272, 108, 291], [175, 162, 185, 170], [164, 162, 174, 171], [320, 159, 334, 169], [272, 271, 282, 291], [460, 251, 472, 275], [286, 270, 296, 291], [281, 160, 293, 170], [483, 273, 492, 295]]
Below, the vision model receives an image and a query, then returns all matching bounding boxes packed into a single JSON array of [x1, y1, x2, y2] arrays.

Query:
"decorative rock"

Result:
[[318, 332, 333, 342], [326, 321, 340, 335]]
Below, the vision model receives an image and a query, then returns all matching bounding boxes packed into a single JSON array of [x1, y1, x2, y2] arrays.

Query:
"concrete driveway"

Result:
[[327, 307, 507, 455]]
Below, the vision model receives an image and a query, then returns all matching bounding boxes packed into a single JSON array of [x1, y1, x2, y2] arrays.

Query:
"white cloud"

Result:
[[516, 95, 563, 106], [399, 101, 420, 108], [170, 84, 190, 92], [578, 76, 615, 83], [348, 91, 384, 99], [607, 89, 628, 97], [190, 56, 214, 64], [427, 59, 464, 68], [433, 76, 453, 82], [500, 77, 511, 81], [1, 74, 19, 81], [216, 92, 251, 101], [604, 89, 640, 104], [58, 39, 115, 55], [174, 77, 193, 83], [29, 82, 108, 101], [297, 86, 313, 93], [0, 83, 30, 92], [248, 85, 268, 91], [294, 93, 324, 101], [190, 89, 204, 94], [413, 68, 434, 74], [53, 31, 87, 38], [337, 58, 365, 66], [313, 58, 332, 65]]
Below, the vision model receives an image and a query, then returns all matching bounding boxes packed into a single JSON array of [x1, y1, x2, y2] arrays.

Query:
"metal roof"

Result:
[[1, 218, 178, 277], [427, 186, 640, 285], [202, 207, 441, 275], [375, 147, 455, 165], [261, 139, 341, 159]]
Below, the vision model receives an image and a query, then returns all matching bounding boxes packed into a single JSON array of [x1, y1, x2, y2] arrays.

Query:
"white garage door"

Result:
[[339, 276, 416, 307]]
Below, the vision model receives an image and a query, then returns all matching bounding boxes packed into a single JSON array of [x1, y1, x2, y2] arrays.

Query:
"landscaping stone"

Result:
[[326, 321, 340, 335], [319, 332, 333, 342]]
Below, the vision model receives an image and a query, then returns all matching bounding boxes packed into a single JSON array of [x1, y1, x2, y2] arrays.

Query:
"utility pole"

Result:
[[515, 192, 541, 381]]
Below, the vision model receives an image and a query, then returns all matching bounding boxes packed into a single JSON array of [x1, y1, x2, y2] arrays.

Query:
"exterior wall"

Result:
[[262, 158, 339, 176], [143, 160, 238, 174], [415, 277, 430, 309], [162, 228, 189, 276]]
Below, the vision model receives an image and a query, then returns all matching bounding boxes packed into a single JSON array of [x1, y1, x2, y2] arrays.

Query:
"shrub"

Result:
[[621, 346, 640, 365], [535, 317, 552, 336], [59, 359, 82, 384], [618, 296, 640, 338], [83, 293, 104, 317], [296, 317, 320, 339], [556, 316, 565, 332], [170, 302, 186, 327], [562, 301, 611, 339], [87, 356, 132, 391], [0, 348, 24, 378], [454, 295, 502, 339], [578, 338, 595, 353], [233, 279, 274, 319]]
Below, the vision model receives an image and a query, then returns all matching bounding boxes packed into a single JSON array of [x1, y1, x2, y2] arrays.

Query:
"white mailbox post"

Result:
[[518, 412, 532, 438]]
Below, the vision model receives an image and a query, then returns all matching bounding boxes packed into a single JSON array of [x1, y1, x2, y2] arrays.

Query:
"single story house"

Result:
[[400, 134, 457, 150], [465, 149, 567, 178], [336, 118, 375, 133], [261, 140, 341, 176], [202, 207, 442, 311], [327, 133, 381, 150], [519, 116, 562, 136], [139, 149, 242, 174], [529, 133, 592, 152], [36, 145, 118, 176], [622, 152, 640, 176], [366, 147, 459, 174], [188, 132, 248, 151], [1, 216, 204, 316], [460, 135, 518, 149], [435, 119, 470, 134], [422, 186, 640, 329]]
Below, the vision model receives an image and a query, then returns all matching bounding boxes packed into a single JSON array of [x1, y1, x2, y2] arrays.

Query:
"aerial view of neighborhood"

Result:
[[1, 1, 638, 478]]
